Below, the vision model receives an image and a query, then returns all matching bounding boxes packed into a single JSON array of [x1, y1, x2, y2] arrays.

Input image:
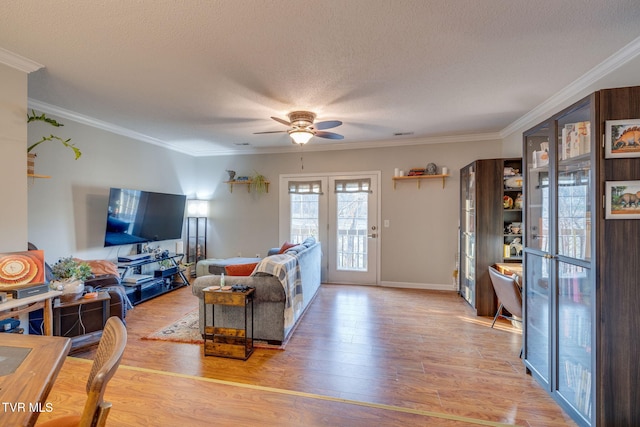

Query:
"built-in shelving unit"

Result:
[[392, 174, 449, 189], [502, 158, 523, 263]]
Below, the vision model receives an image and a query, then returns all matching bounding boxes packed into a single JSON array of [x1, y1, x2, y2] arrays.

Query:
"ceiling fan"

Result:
[[254, 111, 344, 144]]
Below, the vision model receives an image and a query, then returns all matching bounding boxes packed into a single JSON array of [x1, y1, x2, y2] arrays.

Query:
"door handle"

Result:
[[367, 233, 378, 238]]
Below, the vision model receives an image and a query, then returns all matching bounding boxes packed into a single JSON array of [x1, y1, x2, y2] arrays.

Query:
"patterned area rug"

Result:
[[142, 310, 286, 350]]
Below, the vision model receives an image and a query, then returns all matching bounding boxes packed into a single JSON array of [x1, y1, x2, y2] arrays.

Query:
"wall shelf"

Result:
[[224, 180, 270, 193], [392, 174, 449, 189], [28, 174, 51, 179]]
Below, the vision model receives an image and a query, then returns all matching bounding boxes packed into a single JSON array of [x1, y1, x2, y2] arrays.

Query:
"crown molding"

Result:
[[27, 98, 193, 155], [0, 48, 44, 73], [501, 35, 640, 138]]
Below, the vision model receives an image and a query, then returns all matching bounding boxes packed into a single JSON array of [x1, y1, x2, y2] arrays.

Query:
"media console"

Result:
[[118, 253, 189, 305]]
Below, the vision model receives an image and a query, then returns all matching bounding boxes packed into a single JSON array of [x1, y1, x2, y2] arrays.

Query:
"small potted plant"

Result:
[[250, 171, 268, 194], [50, 257, 92, 301]]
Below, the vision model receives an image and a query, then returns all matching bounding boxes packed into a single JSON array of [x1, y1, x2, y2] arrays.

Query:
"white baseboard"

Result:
[[380, 281, 457, 291]]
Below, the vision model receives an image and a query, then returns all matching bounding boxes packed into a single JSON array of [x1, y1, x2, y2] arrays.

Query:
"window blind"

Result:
[[334, 178, 371, 193], [288, 180, 323, 194]]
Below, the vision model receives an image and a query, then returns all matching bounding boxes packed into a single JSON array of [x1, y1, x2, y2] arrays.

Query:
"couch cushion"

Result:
[[302, 236, 316, 247], [74, 258, 119, 276], [278, 241, 297, 254], [225, 262, 259, 276], [284, 244, 306, 255]]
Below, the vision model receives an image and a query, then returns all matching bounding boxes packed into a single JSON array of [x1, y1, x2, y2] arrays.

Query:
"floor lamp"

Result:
[[186, 200, 208, 269]]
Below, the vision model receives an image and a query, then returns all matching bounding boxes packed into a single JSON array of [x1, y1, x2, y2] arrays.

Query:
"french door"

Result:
[[279, 172, 379, 285]]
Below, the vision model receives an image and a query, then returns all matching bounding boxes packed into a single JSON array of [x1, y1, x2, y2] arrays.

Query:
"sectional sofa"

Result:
[[191, 237, 322, 344]]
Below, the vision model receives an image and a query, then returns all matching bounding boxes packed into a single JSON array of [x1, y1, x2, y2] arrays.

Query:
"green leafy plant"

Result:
[[27, 110, 81, 160], [250, 171, 268, 194], [158, 259, 172, 269], [51, 257, 92, 281]]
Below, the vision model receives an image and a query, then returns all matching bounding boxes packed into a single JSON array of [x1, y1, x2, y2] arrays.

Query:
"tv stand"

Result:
[[117, 253, 189, 305]]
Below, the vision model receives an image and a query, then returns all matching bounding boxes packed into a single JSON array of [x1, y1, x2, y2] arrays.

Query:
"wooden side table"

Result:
[[54, 291, 110, 351], [203, 287, 254, 360]]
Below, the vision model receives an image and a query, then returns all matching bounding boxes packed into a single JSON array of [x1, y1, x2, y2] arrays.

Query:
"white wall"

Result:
[[26, 114, 199, 264], [195, 138, 503, 288], [0, 63, 29, 252]]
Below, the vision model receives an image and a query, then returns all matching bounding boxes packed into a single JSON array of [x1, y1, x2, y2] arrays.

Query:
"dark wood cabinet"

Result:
[[459, 158, 521, 316], [523, 85, 640, 427]]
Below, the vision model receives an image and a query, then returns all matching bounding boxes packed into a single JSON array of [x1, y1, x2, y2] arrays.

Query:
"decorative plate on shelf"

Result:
[[505, 175, 523, 189]]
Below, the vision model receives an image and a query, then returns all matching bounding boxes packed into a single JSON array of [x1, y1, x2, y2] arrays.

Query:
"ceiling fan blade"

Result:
[[314, 120, 342, 130], [315, 131, 344, 140], [253, 130, 287, 134], [271, 116, 291, 126]]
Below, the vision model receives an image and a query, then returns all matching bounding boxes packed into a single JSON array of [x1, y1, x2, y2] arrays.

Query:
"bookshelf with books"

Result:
[[522, 86, 640, 426]]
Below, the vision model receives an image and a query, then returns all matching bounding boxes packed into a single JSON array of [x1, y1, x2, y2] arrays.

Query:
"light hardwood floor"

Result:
[[37, 284, 577, 426]]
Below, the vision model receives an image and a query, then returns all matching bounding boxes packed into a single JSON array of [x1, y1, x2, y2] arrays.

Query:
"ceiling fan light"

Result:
[[289, 130, 314, 144]]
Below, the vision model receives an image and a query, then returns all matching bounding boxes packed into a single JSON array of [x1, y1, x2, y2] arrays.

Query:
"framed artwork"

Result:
[[0, 249, 46, 290], [605, 181, 640, 219], [605, 119, 640, 158]]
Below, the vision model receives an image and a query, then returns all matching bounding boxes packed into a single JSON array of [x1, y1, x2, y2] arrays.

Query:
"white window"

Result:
[[288, 181, 322, 242]]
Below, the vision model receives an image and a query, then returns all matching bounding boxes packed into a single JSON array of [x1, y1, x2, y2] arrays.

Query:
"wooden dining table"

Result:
[[0, 334, 71, 426]]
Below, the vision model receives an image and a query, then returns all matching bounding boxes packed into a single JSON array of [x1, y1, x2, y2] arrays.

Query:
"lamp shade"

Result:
[[187, 199, 209, 217], [289, 129, 314, 145]]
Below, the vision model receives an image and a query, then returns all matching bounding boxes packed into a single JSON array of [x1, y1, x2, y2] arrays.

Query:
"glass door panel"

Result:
[[557, 261, 592, 422], [556, 102, 592, 262], [460, 166, 476, 306], [525, 125, 551, 252], [525, 253, 551, 386], [557, 161, 591, 261]]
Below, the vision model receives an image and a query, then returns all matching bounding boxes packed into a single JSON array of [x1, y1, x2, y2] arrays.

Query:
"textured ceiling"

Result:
[[2, 1, 640, 156]]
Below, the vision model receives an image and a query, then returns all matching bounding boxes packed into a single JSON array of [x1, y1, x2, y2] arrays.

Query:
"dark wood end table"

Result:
[[203, 287, 254, 360]]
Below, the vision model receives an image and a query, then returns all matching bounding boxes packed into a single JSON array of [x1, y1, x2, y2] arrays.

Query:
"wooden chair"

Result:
[[39, 316, 127, 427], [488, 265, 522, 328]]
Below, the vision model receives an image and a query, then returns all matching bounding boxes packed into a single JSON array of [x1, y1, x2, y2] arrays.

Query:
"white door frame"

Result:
[[279, 171, 381, 285]]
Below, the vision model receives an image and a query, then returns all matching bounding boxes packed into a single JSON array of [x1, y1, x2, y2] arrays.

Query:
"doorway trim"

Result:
[[279, 171, 381, 285]]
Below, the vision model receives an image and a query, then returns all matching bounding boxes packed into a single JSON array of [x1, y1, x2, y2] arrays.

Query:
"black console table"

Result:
[[118, 253, 189, 305]]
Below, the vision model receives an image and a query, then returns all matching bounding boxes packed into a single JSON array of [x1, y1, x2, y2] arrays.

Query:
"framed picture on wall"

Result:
[[605, 180, 640, 219], [605, 119, 640, 158]]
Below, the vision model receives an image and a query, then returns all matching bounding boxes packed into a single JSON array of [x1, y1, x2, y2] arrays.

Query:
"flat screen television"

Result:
[[104, 188, 187, 247]]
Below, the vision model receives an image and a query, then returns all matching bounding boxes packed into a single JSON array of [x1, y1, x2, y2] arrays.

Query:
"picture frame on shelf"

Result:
[[605, 180, 640, 219], [604, 119, 640, 158]]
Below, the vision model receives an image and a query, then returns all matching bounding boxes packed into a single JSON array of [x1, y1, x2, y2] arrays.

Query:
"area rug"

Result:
[[142, 310, 287, 350]]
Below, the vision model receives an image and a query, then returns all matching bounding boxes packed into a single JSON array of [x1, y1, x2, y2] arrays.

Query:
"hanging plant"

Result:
[[27, 110, 81, 160], [250, 171, 268, 194]]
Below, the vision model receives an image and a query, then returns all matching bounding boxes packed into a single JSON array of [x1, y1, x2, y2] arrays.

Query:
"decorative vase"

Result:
[[51, 278, 85, 302]]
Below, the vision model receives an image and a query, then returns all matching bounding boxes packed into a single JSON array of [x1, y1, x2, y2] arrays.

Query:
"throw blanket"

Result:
[[252, 253, 303, 330]]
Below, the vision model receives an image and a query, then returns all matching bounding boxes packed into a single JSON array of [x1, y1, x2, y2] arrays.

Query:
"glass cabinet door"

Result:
[[557, 261, 592, 421], [524, 252, 551, 386], [524, 122, 552, 388], [555, 102, 593, 424], [556, 107, 592, 262], [525, 124, 551, 252], [459, 165, 476, 306]]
